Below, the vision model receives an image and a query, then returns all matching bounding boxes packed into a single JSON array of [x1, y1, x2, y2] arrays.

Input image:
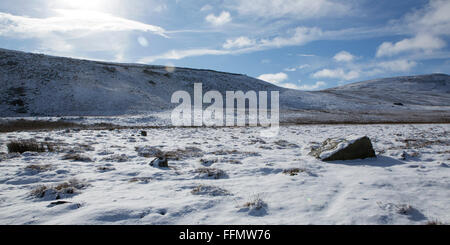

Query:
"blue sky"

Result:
[[0, 0, 449, 90]]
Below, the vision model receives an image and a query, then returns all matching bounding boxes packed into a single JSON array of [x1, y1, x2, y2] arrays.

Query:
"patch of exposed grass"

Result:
[[61, 153, 93, 162], [243, 194, 268, 211], [164, 147, 203, 160], [0, 119, 121, 133], [97, 166, 116, 172], [194, 167, 227, 179], [128, 177, 152, 183], [101, 154, 128, 162], [425, 219, 445, 225], [31, 178, 88, 199], [25, 164, 53, 173], [282, 168, 310, 176], [191, 185, 231, 196], [6, 140, 54, 153]]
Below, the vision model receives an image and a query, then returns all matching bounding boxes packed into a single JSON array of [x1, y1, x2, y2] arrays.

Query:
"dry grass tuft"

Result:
[[195, 167, 227, 179], [282, 168, 307, 176], [243, 194, 268, 211], [25, 164, 53, 173], [191, 185, 231, 196], [62, 153, 92, 162], [7, 140, 49, 153], [31, 178, 89, 199], [425, 219, 445, 225]]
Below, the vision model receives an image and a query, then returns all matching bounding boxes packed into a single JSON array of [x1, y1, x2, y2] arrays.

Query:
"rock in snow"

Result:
[[310, 136, 376, 161], [150, 157, 169, 168]]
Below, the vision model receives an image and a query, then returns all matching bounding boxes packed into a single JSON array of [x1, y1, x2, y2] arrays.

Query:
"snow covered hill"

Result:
[[1, 48, 449, 123]]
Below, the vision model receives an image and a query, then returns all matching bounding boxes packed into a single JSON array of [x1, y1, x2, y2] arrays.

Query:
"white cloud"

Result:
[[139, 49, 231, 63], [0, 9, 168, 61], [312, 58, 417, 82], [402, 0, 450, 35], [205, 11, 232, 26], [0, 9, 168, 38], [312, 68, 359, 81], [298, 81, 327, 91], [153, 4, 168, 13], [233, 0, 350, 19], [257, 72, 288, 85], [376, 34, 446, 57], [284, 67, 297, 72], [137, 36, 149, 47], [143, 26, 324, 63], [375, 59, 417, 72], [284, 64, 310, 72], [200, 5, 213, 12], [333, 50, 355, 62], [223, 36, 256, 49], [298, 54, 316, 57], [259, 27, 323, 48]]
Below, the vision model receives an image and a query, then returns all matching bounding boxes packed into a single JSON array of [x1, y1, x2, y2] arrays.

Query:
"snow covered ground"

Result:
[[0, 124, 449, 225]]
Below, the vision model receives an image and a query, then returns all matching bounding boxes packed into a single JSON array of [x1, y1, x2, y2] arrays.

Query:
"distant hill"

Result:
[[1, 48, 449, 123]]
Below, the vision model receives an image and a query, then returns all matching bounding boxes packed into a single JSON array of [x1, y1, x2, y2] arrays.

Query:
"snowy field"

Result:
[[0, 124, 449, 225]]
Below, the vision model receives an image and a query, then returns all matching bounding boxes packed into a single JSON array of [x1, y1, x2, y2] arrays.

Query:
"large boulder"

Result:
[[310, 136, 376, 161]]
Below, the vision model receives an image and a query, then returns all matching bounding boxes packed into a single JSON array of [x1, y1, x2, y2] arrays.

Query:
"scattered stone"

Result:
[[97, 166, 116, 172], [50, 201, 72, 205], [150, 157, 168, 168], [400, 151, 420, 160], [199, 158, 218, 166], [310, 136, 376, 161]]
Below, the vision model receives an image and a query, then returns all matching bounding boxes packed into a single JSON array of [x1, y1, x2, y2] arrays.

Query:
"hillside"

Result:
[[0, 48, 449, 123]]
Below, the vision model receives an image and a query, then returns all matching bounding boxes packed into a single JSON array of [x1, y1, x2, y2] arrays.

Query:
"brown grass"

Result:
[[31, 179, 89, 199], [6, 140, 52, 153], [425, 219, 445, 225], [0, 119, 120, 133], [195, 167, 227, 179], [25, 164, 53, 172], [243, 195, 267, 210], [62, 153, 92, 162], [282, 168, 309, 176]]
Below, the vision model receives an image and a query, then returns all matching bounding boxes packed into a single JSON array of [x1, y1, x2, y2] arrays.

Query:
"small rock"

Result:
[[140, 131, 147, 137], [150, 157, 168, 168], [50, 201, 71, 205]]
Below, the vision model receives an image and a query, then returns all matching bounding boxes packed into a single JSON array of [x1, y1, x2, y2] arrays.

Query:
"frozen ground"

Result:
[[0, 124, 449, 225]]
